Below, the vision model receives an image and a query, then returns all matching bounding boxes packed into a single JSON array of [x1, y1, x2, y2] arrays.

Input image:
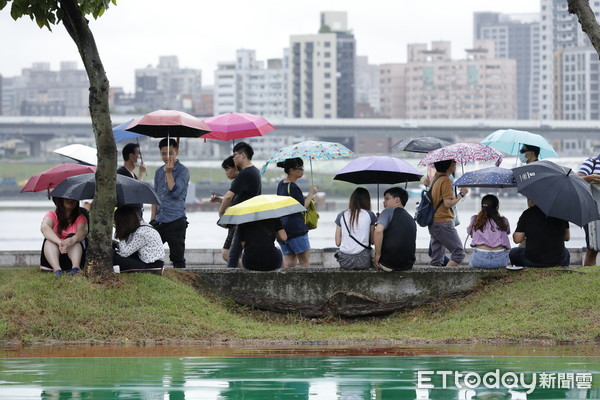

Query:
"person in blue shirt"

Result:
[[151, 138, 189, 269]]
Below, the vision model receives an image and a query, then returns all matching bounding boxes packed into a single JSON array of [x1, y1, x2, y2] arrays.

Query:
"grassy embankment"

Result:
[[0, 267, 598, 344]]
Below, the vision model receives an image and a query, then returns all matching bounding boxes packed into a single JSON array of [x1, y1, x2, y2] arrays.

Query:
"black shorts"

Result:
[[223, 226, 236, 250]]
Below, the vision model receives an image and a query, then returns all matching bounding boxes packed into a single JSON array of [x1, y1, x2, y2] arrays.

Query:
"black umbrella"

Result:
[[50, 173, 160, 205], [125, 109, 211, 138], [512, 160, 599, 227], [391, 137, 452, 153]]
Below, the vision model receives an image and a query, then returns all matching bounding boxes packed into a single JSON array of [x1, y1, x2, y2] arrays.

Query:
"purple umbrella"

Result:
[[334, 156, 423, 212]]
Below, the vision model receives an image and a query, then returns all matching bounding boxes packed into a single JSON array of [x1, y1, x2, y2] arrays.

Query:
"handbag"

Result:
[[288, 182, 319, 230]]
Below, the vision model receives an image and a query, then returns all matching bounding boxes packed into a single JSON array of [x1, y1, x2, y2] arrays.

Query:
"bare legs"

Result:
[[283, 250, 310, 268], [43, 241, 82, 272]]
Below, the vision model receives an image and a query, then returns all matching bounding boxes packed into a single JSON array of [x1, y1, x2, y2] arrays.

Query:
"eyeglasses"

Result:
[[232, 152, 241, 157], [294, 167, 304, 171]]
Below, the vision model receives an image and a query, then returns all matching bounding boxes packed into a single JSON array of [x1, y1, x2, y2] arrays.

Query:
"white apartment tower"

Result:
[[539, 0, 600, 120], [288, 11, 355, 118], [213, 49, 287, 117]]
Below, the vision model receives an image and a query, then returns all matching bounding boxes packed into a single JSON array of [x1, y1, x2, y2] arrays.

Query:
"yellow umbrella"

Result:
[[217, 195, 306, 225]]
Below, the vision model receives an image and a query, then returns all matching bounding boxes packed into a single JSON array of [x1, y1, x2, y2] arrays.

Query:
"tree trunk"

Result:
[[60, 0, 116, 277], [569, 0, 600, 58]]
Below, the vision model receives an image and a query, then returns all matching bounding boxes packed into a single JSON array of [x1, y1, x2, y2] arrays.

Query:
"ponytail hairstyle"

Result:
[[348, 187, 371, 228], [472, 194, 508, 232], [276, 157, 304, 174]]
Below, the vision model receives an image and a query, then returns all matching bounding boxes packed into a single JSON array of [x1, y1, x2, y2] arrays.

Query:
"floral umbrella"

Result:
[[260, 140, 353, 185], [419, 143, 504, 166]]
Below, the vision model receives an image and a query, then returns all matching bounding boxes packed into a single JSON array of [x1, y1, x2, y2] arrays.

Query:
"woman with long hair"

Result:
[[40, 197, 88, 276], [334, 187, 376, 270], [466, 194, 511, 269], [276, 157, 317, 267], [113, 205, 165, 273]]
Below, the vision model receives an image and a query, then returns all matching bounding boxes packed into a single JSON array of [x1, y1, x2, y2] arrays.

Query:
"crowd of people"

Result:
[[40, 141, 596, 275]]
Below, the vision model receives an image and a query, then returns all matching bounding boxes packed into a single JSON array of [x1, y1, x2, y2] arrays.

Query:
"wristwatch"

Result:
[[458, 192, 466, 197]]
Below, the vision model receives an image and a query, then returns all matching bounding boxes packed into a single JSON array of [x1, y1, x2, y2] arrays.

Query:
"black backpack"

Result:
[[414, 175, 444, 227]]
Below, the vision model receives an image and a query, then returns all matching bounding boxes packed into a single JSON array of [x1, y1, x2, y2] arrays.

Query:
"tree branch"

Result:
[[569, 0, 600, 59]]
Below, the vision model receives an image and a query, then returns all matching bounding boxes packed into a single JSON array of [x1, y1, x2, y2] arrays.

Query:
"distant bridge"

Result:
[[1, 115, 599, 157]]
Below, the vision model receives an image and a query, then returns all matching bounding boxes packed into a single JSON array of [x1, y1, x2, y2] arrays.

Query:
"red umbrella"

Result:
[[125, 109, 211, 138], [20, 163, 97, 196], [202, 112, 275, 141]]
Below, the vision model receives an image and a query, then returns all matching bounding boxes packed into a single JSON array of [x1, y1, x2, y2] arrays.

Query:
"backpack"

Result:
[[414, 175, 444, 227]]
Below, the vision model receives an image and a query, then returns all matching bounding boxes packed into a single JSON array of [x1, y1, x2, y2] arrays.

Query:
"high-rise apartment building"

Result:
[[288, 11, 355, 118], [474, 12, 540, 119], [213, 49, 287, 117], [135, 56, 202, 113], [379, 41, 517, 119], [355, 56, 380, 117], [1, 62, 89, 116], [539, 0, 600, 120]]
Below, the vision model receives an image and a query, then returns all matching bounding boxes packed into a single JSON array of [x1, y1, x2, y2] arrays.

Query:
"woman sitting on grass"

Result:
[[40, 197, 88, 276], [466, 194, 511, 269], [113, 205, 165, 273]]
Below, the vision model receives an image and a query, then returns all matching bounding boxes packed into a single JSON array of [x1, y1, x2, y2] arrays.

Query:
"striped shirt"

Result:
[[578, 157, 600, 176]]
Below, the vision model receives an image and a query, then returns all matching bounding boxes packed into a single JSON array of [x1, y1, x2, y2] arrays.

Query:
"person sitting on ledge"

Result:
[[373, 187, 416, 272], [238, 218, 287, 271], [509, 198, 570, 268]]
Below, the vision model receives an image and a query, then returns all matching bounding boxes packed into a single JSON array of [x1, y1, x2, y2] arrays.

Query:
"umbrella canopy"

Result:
[[391, 137, 452, 153], [481, 129, 559, 159], [453, 167, 516, 188], [217, 195, 306, 225], [50, 173, 160, 205], [512, 160, 599, 227], [260, 140, 353, 174], [419, 143, 504, 166], [21, 163, 97, 194], [113, 119, 143, 142], [334, 156, 423, 184], [53, 144, 97, 166], [125, 109, 211, 138], [202, 113, 275, 141]]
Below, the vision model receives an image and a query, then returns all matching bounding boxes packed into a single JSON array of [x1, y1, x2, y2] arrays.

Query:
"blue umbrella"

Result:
[[113, 119, 143, 142], [453, 167, 516, 188], [480, 129, 559, 159]]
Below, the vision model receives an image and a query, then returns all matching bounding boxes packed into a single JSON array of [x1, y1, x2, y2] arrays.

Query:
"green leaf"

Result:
[[0, 1, 8, 12]]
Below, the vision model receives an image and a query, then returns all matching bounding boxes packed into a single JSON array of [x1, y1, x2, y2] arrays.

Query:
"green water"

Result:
[[0, 356, 598, 399]]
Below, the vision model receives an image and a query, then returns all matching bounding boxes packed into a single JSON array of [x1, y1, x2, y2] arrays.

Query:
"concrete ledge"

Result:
[[190, 266, 505, 317], [0, 248, 584, 268]]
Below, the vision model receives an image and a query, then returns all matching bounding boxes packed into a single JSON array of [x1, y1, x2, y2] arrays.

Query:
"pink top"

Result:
[[467, 215, 511, 249], [44, 211, 87, 240]]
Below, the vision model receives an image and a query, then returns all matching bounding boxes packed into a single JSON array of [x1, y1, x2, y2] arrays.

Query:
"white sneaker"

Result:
[[113, 265, 120, 273], [506, 265, 524, 271]]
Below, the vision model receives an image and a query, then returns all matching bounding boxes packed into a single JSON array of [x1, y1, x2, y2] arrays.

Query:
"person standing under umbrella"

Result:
[[151, 138, 189, 269], [218, 142, 262, 269], [429, 160, 469, 267], [117, 143, 147, 219], [276, 158, 318, 268], [577, 154, 600, 266], [519, 145, 540, 164], [210, 155, 241, 263]]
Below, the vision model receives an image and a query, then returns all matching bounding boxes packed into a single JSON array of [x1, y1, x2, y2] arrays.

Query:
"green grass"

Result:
[[0, 267, 599, 344]]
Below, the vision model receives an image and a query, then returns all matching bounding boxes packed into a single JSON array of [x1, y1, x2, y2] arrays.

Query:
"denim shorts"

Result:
[[469, 249, 509, 269], [279, 234, 310, 255]]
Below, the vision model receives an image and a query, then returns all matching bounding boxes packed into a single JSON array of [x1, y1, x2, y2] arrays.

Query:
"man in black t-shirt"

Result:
[[117, 142, 146, 219], [374, 187, 417, 271], [509, 199, 570, 267], [218, 142, 262, 268]]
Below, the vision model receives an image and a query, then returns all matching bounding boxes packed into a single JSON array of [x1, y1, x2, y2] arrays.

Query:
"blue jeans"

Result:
[[469, 249, 509, 269]]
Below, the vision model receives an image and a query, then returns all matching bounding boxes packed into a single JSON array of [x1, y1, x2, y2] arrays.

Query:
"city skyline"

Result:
[[0, 0, 538, 92]]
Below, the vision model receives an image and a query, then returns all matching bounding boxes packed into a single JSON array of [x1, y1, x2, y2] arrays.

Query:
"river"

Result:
[[0, 197, 586, 251]]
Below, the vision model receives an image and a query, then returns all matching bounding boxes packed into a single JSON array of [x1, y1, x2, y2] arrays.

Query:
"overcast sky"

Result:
[[0, 0, 539, 92]]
